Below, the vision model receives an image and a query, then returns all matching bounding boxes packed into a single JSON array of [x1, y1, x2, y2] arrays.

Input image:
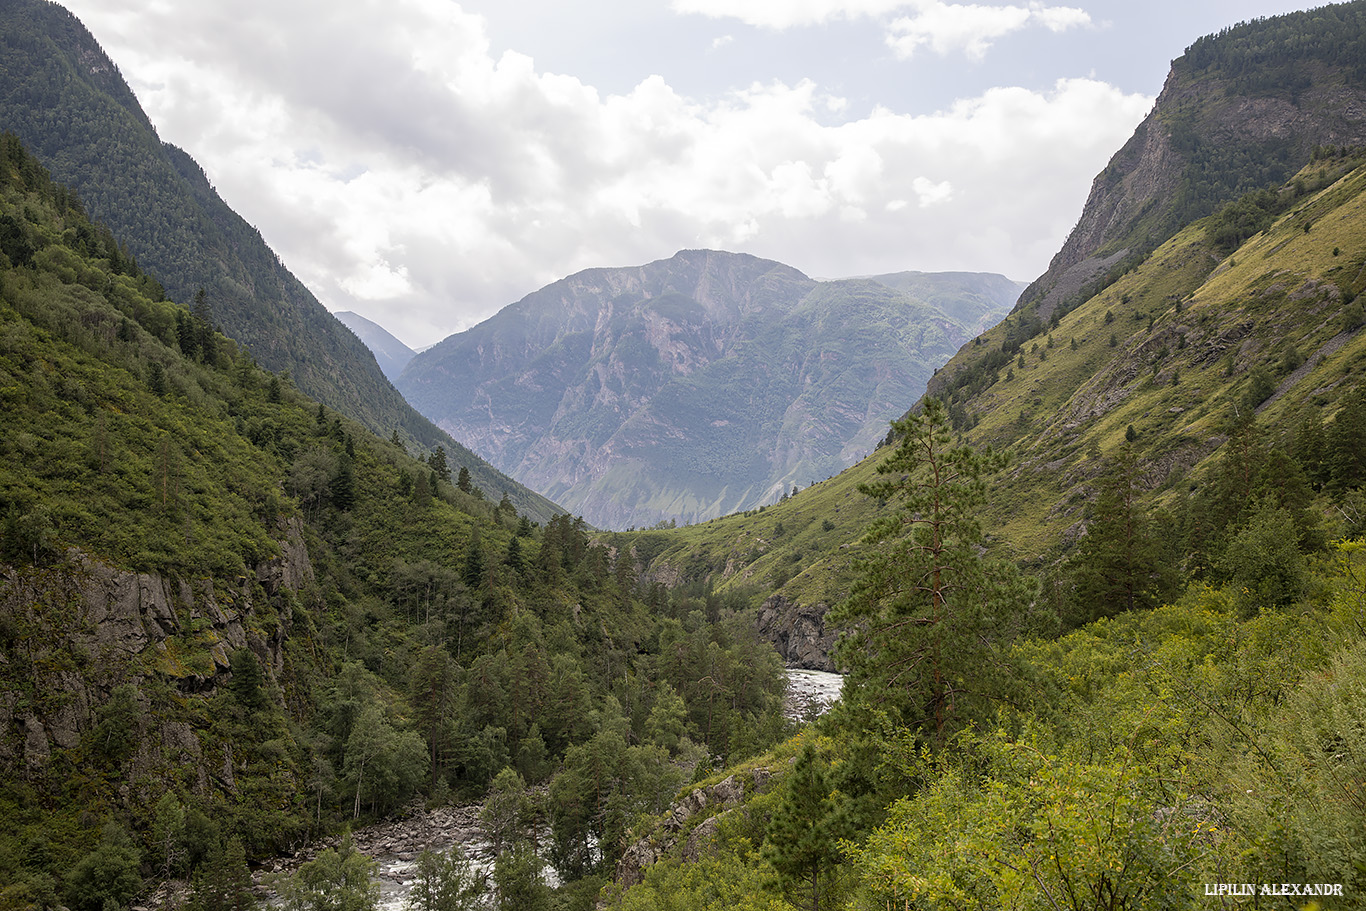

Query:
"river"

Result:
[[784, 668, 844, 721], [215, 668, 845, 909]]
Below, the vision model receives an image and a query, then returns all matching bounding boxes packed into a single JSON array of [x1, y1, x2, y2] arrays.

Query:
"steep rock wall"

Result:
[[0, 518, 315, 778]]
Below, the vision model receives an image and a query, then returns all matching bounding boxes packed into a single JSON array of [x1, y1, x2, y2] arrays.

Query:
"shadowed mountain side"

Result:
[[335, 310, 417, 382]]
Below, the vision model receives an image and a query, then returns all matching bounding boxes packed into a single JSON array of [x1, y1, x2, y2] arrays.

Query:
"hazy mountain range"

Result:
[[395, 250, 1020, 528]]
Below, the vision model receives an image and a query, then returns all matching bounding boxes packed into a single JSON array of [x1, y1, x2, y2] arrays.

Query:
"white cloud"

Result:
[[912, 176, 954, 206], [61, 0, 1143, 348], [671, 0, 1092, 58], [887, 2, 1091, 59], [671, 0, 909, 28]]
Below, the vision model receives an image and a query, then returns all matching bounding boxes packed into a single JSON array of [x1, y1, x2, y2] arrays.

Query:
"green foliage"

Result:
[[761, 743, 845, 911], [403, 848, 487, 911], [492, 843, 554, 911], [274, 835, 379, 911], [480, 768, 534, 856], [851, 732, 1202, 910], [829, 399, 1038, 737], [1216, 497, 1309, 609], [1064, 445, 1178, 625], [0, 129, 790, 907], [188, 839, 256, 911], [62, 822, 141, 911]]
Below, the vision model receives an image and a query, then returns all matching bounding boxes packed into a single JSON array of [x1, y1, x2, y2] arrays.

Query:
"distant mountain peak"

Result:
[[334, 311, 417, 382], [398, 250, 1014, 529]]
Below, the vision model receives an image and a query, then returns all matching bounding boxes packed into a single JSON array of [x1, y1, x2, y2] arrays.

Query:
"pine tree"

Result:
[[429, 446, 452, 483], [828, 399, 1036, 737], [188, 838, 256, 911], [463, 531, 485, 589], [505, 535, 524, 574], [1065, 445, 1174, 624], [1328, 391, 1366, 490], [763, 743, 842, 911]]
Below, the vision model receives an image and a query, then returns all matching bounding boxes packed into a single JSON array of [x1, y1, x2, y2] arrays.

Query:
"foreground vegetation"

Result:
[[607, 393, 1366, 910]]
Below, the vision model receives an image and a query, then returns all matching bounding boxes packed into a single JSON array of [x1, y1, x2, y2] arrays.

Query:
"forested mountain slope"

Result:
[[0, 135, 789, 910], [0, 0, 561, 522], [399, 250, 1011, 530]]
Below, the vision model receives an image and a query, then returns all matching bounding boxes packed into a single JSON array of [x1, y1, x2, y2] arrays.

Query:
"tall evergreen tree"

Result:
[[429, 446, 451, 483], [1328, 391, 1366, 490], [763, 743, 843, 911], [829, 399, 1036, 737], [1066, 445, 1175, 624], [188, 838, 256, 911]]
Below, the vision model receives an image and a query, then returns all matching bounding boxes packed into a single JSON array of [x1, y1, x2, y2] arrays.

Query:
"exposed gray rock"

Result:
[[0, 518, 315, 782], [614, 768, 773, 891], [756, 594, 837, 672], [22, 714, 50, 769]]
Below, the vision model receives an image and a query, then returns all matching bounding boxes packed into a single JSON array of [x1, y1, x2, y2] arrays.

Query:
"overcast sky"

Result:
[[62, 0, 1333, 347]]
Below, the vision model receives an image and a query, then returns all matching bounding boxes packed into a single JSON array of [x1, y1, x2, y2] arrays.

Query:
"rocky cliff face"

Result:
[[399, 250, 1001, 529], [614, 767, 774, 891], [1020, 57, 1366, 321], [755, 595, 837, 672], [0, 519, 314, 778]]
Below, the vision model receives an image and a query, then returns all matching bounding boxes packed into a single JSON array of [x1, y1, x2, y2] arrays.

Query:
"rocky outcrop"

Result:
[[614, 768, 773, 891], [0, 518, 314, 775], [756, 594, 837, 672]]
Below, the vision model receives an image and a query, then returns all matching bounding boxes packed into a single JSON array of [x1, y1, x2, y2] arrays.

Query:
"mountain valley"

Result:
[[4, 3, 1366, 911]]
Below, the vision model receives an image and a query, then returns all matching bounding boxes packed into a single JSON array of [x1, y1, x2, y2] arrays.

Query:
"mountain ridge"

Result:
[[334, 310, 417, 382], [1018, 2, 1366, 323], [398, 249, 1014, 529]]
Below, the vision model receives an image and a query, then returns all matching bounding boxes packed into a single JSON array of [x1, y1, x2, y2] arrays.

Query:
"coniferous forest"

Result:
[[0, 134, 787, 910]]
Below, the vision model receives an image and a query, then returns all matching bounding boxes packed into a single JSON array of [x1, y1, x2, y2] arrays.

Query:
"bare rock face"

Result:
[[0, 518, 314, 779], [1020, 64, 1366, 321], [756, 595, 837, 672]]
